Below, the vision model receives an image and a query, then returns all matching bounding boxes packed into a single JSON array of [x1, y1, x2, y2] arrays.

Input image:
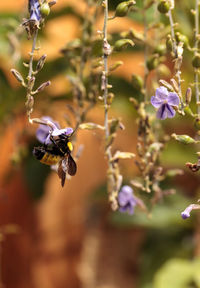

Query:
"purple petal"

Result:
[[36, 116, 60, 144], [155, 86, 168, 100], [181, 211, 190, 219], [151, 96, 163, 108], [51, 127, 73, 137], [29, 0, 41, 21], [167, 92, 180, 107], [156, 104, 168, 120], [166, 103, 176, 118], [181, 203, 200, 220]]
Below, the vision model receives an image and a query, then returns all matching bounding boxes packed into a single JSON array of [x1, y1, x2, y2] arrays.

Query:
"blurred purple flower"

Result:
[[36, 116, 73, 145], [29, 0, 41, 22], [118, 185, 137, 215], [151, 86, 180, 120], [181, 203, 200, 220]]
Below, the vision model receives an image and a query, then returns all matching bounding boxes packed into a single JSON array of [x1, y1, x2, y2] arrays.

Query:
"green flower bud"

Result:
[[154, 44, 166, 56], [166, 35, 173, 51], [157, 0, 170, 14], [194, 118, 200, 130], [192, 54, 200, 68], [40, 2, 50, 17], [146, 55, 159, 71], [115, 1, 136, 17], [114, 39, 134, 51], [171, 133, 196, 144], [184, 106, 193, 117], [131, 74, 143, 91], [175, 32, 189, 47]]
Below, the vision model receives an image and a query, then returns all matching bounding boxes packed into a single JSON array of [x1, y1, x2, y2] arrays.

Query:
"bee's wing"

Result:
[[57, 154, 77, 187], [58, 160, 66, 187], [66, 154, 77, 176]]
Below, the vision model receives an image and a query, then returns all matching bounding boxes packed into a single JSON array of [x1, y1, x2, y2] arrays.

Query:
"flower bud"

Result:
[[114, 39, 134, 51], [154, 44, 166, 56], [36, 81, 51, 93], [11, 69, 25, 85], [146, 55, 159, 71], [185, 87, 192, 105], [184, 106, 193, 117], [40, 2, 50, 16], [171, 133, 196, 144], [107, 93, 114, 105], [166, 35, 173, 51], [192, 54, 200, 68], [157, 0, 170, 14], [157, 64, 170, 77], [115, 1, 136, 17], [109, 61, 123, 72], [175, 32, 189, 47], [131, 74, 143, 91], [36, 54, 47, 73], [194, 118, 200, 130]]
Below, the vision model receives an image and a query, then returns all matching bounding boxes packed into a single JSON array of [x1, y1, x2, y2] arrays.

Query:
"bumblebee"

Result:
[[33, 133, 77, 187]]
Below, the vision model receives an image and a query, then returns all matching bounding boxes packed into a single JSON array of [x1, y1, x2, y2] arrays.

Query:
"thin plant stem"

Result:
[[102, 0, 118, 210], [28, 30, 38, 80], [143, 9, 148, 103], [168, 9, 183, 108], [103, 0, 109, 139], [194, 0, 200, 115]]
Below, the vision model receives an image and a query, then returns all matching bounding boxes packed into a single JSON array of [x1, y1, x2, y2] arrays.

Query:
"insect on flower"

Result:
[[33, 118, 77, 187]]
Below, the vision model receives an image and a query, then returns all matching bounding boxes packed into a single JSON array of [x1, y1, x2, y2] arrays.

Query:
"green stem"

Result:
[[168, 9, 183, 108], [194, 0, 200, 115]]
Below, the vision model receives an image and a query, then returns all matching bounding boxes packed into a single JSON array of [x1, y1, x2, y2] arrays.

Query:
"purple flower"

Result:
[[36, 116, 73, 145], [118, 185, 137, 215], [151, 86, 180, 120], [29, 0, 41, 22], [181, 203, 200, 220]]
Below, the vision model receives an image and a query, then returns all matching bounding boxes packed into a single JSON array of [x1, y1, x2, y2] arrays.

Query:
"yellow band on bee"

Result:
[[67, 141, 73, 151]]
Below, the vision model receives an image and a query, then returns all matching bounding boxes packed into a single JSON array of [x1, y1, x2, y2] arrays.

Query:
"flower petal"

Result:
[[156, 104, 167, 120], [167, 92, 180, 107], [151, 96, 163, 108], [166, 103, 176, 118], [155, 86, 168, 100], [51, 127, 74, 137]]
